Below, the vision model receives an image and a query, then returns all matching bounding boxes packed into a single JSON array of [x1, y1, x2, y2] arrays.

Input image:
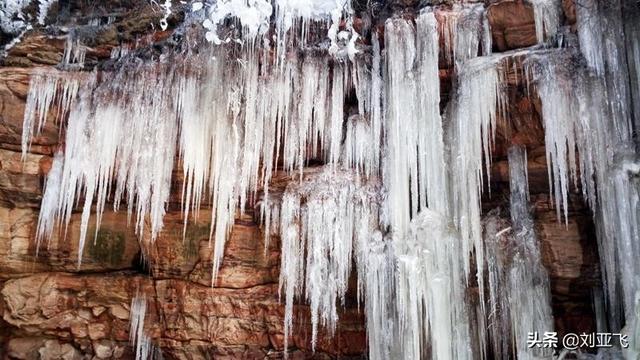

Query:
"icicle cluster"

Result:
[[448, 52, 507, 286], [436, 4, 491, 69], [527, 0, 561, 44], [481, 147, 555, 360], [275, 167, 381, 351], [24, 0, 640, 358], [22, 69, 81, 159]]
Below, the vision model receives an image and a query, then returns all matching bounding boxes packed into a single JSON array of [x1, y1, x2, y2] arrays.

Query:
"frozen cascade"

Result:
[[506, 145, 554, 360], [525, 44, 639, 330], [27, 42, 356, 274], [276, 167, 382, 351]]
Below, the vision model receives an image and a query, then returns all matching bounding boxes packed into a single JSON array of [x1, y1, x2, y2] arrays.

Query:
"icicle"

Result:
[[395, 209, 472, 360], [354, 231, 394, 360], [482, 212, 513, 360], [129, 295, 153, 360], [384, 10, 448, 239], [527, 0, 561, 44]]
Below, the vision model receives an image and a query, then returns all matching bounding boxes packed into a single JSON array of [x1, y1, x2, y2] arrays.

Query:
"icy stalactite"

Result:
[[384, 10, 448, 240], [277, 167, 381, 351], [507, 145, 554, 360], [527, 0, 561, 44], [345, 37, 383, 177], [448, 53, 507, 283], [355, 231, 394, 360], [130, 295, 153, 360], [32, 63, 179, 266], [481, 148, 555, 360]]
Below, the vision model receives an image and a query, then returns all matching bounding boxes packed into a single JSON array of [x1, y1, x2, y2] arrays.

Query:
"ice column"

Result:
[[507, 145, 554, 360]]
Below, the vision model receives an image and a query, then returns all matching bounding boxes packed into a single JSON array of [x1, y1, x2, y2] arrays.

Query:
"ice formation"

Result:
[[384, 11, 448, 237], [276, 167, 381, 350], [19, 0, 640, 358], [448, 52, 507, 284], [436, 4, 489, 69], [130, 295, 153, 360], [481, 147, 554, 360], [527, 0, 561, 44], [506, 146, 554, 360], [22, 69, 81, 159]]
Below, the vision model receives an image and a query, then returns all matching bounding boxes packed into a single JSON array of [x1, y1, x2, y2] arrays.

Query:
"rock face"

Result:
[[0, 0, 603, 359]]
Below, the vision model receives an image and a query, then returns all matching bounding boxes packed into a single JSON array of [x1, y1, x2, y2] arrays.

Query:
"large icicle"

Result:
[[525, 52, 577, 223], [384, 10, 473, 360]]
